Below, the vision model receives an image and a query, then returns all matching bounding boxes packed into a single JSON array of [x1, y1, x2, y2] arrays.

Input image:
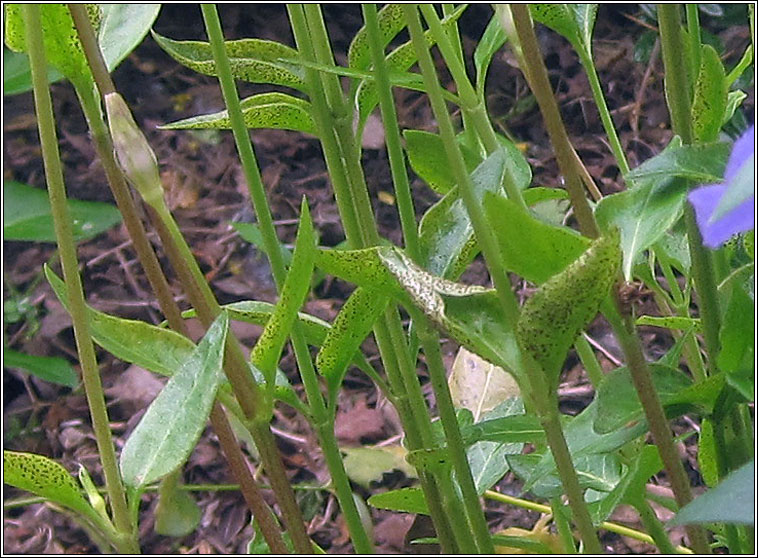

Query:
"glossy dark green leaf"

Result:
[[517, 230, 621, 386], [316, 287, 388, 394], [625, 138, 729, 185], [670, 460, 755, 526], [160, 92, 316, 135], [403, 130, 480, 195], [474, 15, 507, 95], [152, 32, 306, 92], [692, 44, 727, 143], [120, 313, 230, 488], [3, 450, 99, 523], [348, 4, 405, 71], [4, 181, 122, 243], [485, 193, 590, 285], [3, 348, 78, 388], [249, 201, 315, 386], [368, 487, 429, 515]]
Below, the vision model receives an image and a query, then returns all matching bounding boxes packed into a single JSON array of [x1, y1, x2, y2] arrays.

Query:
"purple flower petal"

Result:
[[689, 183, 754, 248], [724, 126, 754, 183]]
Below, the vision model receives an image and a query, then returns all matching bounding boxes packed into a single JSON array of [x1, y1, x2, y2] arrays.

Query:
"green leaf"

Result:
[[516, 230, 621, 386], [589, 445, 663, 525], [594, 364, 694, 434], [726, 368, 754, 403], [160, 92, 316, 135], [120, 313, 230, 488], [635, 315, 702, 332], [97, 4, 161, 72], [485, 193, 590, 285], [522, 186, 569, 206], [722, 90, 747, 126], [4, 181, 122, 243], [4, 4, 101, 88], [249, 200, 315, 386], [697, 418, 719, 488], [316, 287, 388, 395], [717, 277, 754, 373], [155, 475, 202, 537], [3, 450, 99, 522], [669, 460, 754, 526], [530, 4, 597, 55], [474, 15, 507, 95], [596, 176, 690, 280], [403, 130, 480, 195], [467, 398, 525, 495], [461, 413, 545, 446], [230, 222, 293, 266], [625, 139, 730, 185], [368, 487, 429, 515], [152, 32, 306, 92], [348, 4, 406, 71], [3, 48, 63, 95], [3, 348, 78, 387], [691, 44, 728, 143]]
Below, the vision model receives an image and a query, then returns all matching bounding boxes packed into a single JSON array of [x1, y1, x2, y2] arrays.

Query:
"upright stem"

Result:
[[23, 5, 135, 551], [200, 4, 373, 552], [657, 3, 722, 375], [405, 5, 603, 553]]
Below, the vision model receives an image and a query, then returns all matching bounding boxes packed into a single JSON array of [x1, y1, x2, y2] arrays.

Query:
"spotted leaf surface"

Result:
[[152, 32, 306, 92], [348, 4, 405, 71], [4, 450, 97, 521], [160, 92, 316, 135], [316, 287, 389, 394], [5, 4, 101, 88], [692, 44, 727, 143], [517, 229, 621, 387], [530, 4, 597, 54], [250, 200, 316, 385]]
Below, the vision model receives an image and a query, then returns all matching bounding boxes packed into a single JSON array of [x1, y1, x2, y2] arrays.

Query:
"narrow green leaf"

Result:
[[516, 230, 621, 386], [3, 348, 78, 388], [461, 413, 545, 446], [120, 313, 230, 488], [250, 200, 315, 383], [316, 287, 389, 393], [3, 450, 98, 522], [691, 44, 727, 143], [152, 32, 306, 92], [348, 4, 405, 71], [160, 92, 316, 135], [4, 181, 122, 243], [368, 487, 429, 515], [670, 460, 755, 526], [484, 193, 590, 285], [474, 15, 507, 95], [635, 315, 702, 332]]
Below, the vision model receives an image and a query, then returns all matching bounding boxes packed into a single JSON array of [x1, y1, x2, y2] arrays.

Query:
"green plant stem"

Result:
[[606, 303, 711, 554], [199, 4, 374, 552], [574, 336, 605, 388], [405, 4, 603, 553], [633, 498, 678, 554], [550, 497, 578, 554], [576, 48, 631, 176], [22, 5, 136, 552], [287, 5, 465, 552], [484, 491, 695, 554], [685, 4, 701, 90], [657, 4, 722, 377], [508, 5, 599, 239]]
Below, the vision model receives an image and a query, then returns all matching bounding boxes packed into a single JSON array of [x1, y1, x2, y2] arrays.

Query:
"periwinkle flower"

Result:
[[688, 126, 755, 249]]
